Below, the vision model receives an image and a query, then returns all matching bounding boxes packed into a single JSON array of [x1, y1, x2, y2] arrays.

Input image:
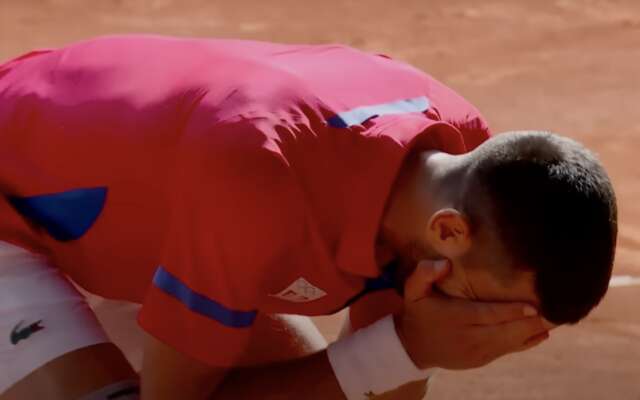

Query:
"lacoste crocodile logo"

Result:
[[10, 320, 44, 345]]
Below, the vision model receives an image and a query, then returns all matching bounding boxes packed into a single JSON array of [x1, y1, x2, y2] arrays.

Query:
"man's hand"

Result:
[[395, 260, 549, 370]]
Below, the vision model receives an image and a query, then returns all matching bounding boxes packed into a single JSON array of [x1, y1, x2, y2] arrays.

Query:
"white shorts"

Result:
[[0, 241, 110, 393]]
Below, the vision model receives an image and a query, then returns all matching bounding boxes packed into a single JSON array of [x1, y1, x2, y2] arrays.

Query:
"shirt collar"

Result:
[[335, 114, 468, 278]]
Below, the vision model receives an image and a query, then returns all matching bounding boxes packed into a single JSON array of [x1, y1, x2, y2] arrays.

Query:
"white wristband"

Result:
[[327, 315, 437, 399]]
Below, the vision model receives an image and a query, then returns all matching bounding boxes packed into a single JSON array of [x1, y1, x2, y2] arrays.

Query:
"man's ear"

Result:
[[424, 209, 472, 259]]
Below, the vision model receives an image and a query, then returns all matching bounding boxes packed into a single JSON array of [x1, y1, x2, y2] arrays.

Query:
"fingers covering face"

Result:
[[477, 316, 549, 356]]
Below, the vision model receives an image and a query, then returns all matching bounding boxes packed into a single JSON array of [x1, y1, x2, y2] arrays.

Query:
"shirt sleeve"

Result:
[[138, 117, 303, 367]]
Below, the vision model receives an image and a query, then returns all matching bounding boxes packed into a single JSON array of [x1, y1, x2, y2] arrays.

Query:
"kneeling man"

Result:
[[0, 35, 616, 400]]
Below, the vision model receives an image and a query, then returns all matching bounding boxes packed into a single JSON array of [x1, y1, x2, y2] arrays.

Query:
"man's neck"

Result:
[[374, 232, 397, 266], [375, 150, 469, 267]]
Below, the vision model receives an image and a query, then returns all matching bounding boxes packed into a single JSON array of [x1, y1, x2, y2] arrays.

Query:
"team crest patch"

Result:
[[270, 278, 327, 303]]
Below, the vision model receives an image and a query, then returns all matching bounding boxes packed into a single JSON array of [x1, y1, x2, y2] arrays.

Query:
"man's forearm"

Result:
[[212, 351, 430, 400], [212, 350, 346, 400]]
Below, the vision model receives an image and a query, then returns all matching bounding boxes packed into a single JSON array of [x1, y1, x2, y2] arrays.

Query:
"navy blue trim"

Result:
[[107, 386, 140, 399], [8, 187, 108, 241], [364, 262, 398, 292], [152, 266, 257, 328], [328, 96, 430, 128], [333, 261, 400, 313]]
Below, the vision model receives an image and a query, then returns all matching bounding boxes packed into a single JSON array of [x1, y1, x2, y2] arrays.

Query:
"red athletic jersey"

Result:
[[0, 35, 490, 366]]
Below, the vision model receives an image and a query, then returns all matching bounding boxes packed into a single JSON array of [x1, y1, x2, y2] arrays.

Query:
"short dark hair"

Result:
[[465, 131, 617, 324]]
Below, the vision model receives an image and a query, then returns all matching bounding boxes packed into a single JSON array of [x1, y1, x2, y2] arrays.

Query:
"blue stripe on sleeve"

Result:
[[152, 266, 257, 328], [328, 96, 430, 128]]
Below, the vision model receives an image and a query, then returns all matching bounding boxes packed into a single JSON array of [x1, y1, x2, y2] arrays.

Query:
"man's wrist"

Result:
[[327, 315, 437, 399], [393, 312, 435, 370]]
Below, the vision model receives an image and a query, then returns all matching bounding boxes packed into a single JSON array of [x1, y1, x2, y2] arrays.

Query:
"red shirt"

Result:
[[0, 35, 490, 366]]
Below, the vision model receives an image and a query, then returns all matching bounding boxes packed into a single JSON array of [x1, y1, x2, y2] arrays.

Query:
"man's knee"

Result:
[[77, 379, 140, 400], [1, 343, 137, 400]]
